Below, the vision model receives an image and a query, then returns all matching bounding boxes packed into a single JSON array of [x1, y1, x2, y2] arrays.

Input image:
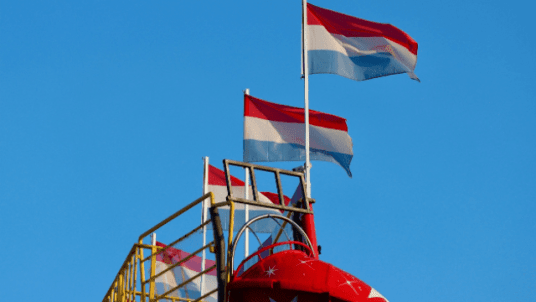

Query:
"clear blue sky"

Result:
[[1, 1, 535, 301]]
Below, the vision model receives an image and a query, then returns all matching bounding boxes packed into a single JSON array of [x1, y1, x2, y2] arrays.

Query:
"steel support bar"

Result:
[[139, 192, 213, 240], [209, 197, 226, 302], [224, 159, 305, 177], [149, 237, 157, 300], [227, 197, 314, 214], [141, 220, 212, 263], [210, 201, 231, 209], [226, 201, 235, 283], [139, 242, 147, 301], [192, 288, 218, 302]]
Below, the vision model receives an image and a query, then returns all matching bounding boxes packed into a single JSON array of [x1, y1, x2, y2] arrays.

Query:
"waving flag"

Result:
[[207, 164, 290, 233], [154, 242, 217, 302], [306, 3, 419, 82], [243, 94, 353, 177]]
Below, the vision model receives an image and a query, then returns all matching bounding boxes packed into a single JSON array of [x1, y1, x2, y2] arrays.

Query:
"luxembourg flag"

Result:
[[207, 164, 290, 233], [154, 242, 218, 302], [243, 94, 353, 177], [306, 3, 419, 82]]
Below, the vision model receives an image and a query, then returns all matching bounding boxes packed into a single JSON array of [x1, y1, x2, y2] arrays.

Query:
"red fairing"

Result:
[[227, 250, 388, 302], [301, 204, 319, 260]]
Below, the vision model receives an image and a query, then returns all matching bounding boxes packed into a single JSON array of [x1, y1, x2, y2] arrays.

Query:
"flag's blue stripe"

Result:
[[244, 139, 352, 177], [308, 49, 411, 81]]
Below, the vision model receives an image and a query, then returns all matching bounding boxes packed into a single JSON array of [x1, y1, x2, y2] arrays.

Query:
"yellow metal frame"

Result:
[[102, 193, 219, 302], [103, 161, 315, 302]]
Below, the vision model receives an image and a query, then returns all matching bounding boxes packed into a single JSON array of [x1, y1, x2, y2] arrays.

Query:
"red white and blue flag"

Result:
[[154, 242, 218, 302], [243, 94, 353, 177], [306, 3, 419, 82]]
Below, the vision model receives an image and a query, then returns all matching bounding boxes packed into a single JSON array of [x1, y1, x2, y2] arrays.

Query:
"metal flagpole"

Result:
[[244, 89, 250, 257], [302, 0, 311, 198], [201, 157, 209, 297]]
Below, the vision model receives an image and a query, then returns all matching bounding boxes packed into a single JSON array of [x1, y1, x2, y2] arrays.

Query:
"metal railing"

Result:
[[102, 193, 218, 302], [103, 160, 315, 302], [220, 160, 315, 284], [222, 159, 315, 214]]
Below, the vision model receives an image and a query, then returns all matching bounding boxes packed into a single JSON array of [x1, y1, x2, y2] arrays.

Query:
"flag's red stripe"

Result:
[[209, 164, 244, 186], [307, 3, 418, 55], [260, 191, 291, 213], [208, 166, 291, 205], [156, 242, 217, 276], [244, 95, 348, 132]]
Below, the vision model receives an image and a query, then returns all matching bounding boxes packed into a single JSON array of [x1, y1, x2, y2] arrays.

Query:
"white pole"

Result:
[[244, 88, 250, 257], [151, 232, 156, 246], [302, 0, 311, 198], [201, 156, 209, 296], [301, 10, 304, 78]]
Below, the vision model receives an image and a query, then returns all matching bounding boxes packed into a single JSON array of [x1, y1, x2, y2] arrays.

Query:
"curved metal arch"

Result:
[[271, 217, 292, 243], [230, 214, 316, 274], [245, 225, 263, 247]]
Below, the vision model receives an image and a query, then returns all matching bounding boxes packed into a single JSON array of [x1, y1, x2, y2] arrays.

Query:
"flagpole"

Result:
[[244, 89, 250, 258], [302, 0, 311, 198], [201, 156, 209, 297]]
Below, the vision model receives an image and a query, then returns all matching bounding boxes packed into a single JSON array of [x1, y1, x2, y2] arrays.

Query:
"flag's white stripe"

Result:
[[155, 261, 218, 302], [244, 116, 352, 155], [307, 25, 417, 70], [155, 262, 180, 295], [180, 265, 218, 301]]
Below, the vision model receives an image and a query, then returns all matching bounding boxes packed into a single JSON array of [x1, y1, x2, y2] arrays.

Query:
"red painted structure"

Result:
[[220, 160, 389, 302], [226, 213, 389, 302], [228, 246, 388, 302]]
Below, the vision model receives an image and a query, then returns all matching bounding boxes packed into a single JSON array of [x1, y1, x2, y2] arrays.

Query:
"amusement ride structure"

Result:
[[102, 160, 389, 302]]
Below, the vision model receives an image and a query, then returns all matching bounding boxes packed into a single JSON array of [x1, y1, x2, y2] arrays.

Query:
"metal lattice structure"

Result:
[[102, 160, 313, 302], [102, 193, 223, 302]]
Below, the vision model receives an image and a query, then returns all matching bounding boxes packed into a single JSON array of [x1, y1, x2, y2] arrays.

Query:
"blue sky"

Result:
[[1, 1, 535, 301]]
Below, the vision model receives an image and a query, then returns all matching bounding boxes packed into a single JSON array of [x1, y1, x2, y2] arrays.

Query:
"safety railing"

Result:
[[219, 160, 316, 284], [102, 192, 221, 302], [103, 160, 315, 302], [221, 159, 315, 214]]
